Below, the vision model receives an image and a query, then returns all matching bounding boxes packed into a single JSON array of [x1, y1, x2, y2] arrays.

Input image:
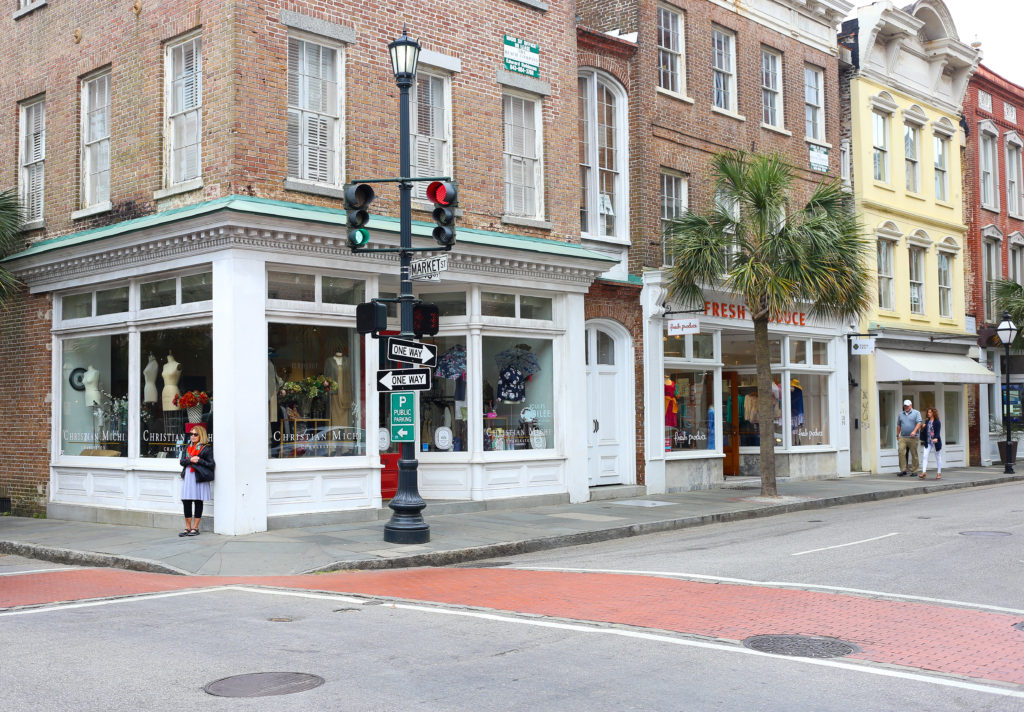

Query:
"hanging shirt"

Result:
[[791, 387, 804, 427], [497, 365, 527, 403]]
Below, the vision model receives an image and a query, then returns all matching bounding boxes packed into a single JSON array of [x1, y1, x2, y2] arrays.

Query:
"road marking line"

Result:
[[389, 602, 1024, 700], [514, 567, 1024, 616], [0, 567, 80, 576], [228, 586, 368, 604], [791, 532, 900, 556]]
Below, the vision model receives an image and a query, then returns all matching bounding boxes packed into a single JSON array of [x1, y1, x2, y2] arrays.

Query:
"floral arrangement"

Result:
[[173, 390, 211, 409], [280, 375, 338, 402]]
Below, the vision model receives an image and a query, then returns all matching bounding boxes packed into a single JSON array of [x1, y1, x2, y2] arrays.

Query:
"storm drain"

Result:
[[959, 531, 1013, 537], [204, 672, 325, 698], [742, 635, 858, 659]]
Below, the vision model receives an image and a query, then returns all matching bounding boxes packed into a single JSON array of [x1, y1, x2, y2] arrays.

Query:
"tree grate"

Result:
[[742, 634, 858, 658], [204, 672, 325, 698]]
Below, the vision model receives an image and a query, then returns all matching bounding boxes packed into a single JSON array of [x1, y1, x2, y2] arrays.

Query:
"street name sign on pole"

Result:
[[410, 254, 449, 281], [387, 337, 437, 366], [390, 391, 416, 442], [377, 368, 432, 392]]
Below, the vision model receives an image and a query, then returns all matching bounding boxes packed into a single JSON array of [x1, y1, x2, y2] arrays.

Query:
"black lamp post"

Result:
[[997, 311, 1018, 474], [382, 29, 430, 544]]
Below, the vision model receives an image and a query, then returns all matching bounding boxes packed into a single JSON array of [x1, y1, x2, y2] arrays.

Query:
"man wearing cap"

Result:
[[896, 399, 923, 476]]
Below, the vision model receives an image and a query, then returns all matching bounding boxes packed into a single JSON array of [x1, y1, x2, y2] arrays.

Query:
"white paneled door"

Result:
[[585, 322, 631, 486]]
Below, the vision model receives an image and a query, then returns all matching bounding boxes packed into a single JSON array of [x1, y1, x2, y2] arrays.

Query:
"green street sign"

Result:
[[503, 35, 539, 78], [390, 391, 416, 442]]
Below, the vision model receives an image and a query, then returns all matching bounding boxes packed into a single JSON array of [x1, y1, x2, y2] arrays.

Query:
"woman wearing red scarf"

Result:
[[178, 425, 215, 536]]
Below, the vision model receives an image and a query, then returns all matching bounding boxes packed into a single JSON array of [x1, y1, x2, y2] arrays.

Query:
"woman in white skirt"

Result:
[[179, 425, 214, 536]]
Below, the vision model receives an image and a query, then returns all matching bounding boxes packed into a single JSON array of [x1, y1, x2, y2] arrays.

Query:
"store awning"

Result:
[[875, 349, 996, 384]]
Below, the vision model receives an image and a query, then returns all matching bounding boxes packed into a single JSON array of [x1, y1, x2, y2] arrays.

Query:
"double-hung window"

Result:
[[503, 93, 543, 219], [908, 246, 925, 315], [711, 28, 735, 112], [804, 65, 823, 140], [983, 238, 1001, 322], [287, 37, 341, 185], [904, 122, 920, 193], [872, 110, 889, 183], [1011, 244, 1024, 285], [19, 98, 45, 223], [934, 133, 949, 201], [979, 122, 999, 210], [81, 72, 111, 209], [657, 6, 684, 95], [1006, 134, 1023, 217], [165, 36, 202, 186], [937, 251, 952, 318], [660, 170, 688, 266], [411, 70, 450, 200], [761, 49, 782, 128], [578, 70, 627, 238], [877, 239, 894, 311]]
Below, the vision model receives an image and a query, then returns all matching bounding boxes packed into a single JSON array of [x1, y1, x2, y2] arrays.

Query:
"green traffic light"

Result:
[[348, 227, 370, 248]]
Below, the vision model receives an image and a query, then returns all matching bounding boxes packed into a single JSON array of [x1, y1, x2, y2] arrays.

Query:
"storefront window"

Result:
[[482, 336, 554, 451], [790, 374, 829, 446], [140, 326, 213, 458], [420, 336, 468, 452], [268, 324, 364, 458], [738, 374, 783, 447], [664, 369, 715, 451], [181, 272, 213, 303], [692, 333, 714, 360], [96, 286, 128, 315], [878, 390, 896, 449], [141, 278, 176, 309], [790, 339, 807, 365], [482, 291, 516, 318], [521, 295, 552, 320], [268, 271, 315, 301], [61, 334, 129, 457], [812, 340, 828, 365], [664, 335, 685, 358], [323, 276, 364, 305], [427, 291, 467, 317], [944, 391, 960, 445]]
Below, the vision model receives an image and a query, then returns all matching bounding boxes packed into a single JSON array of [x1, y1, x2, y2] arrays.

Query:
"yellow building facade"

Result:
[[843, 1, 990, 474]]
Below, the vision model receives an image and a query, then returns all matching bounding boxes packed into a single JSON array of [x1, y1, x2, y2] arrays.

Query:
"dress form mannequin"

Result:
[[143, 354, 159, 404], [83, 365, 102, 407], [324, 351, 352, 426], [162, 354, 182, 410]]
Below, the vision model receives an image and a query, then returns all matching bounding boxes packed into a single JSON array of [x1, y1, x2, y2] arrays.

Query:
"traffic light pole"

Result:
[[383, 60, 430, 545]]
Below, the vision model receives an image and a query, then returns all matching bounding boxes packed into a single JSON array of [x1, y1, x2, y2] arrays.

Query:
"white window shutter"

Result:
[[287, 39, 302, 108], [287, 110, 301, 178]]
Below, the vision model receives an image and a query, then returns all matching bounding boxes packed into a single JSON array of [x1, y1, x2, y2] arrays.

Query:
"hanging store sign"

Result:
[[666, 318, 700, 336], [809, 144, 829, 173], [850, 336, 875, 355], [503, 35, 540, 78]]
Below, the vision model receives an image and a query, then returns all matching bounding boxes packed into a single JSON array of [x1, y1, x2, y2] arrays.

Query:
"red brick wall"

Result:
[[0, 287, 53, 515]]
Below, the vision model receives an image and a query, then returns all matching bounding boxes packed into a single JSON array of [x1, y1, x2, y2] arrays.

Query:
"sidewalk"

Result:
[[2, 467, 1021, 577]]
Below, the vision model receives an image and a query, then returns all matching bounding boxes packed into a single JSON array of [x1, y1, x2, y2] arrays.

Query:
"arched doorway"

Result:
[[585, 320, 635, 486]]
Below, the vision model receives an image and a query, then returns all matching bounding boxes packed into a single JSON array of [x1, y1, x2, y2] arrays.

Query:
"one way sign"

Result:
[[377, 368, 432, 392], [388, 337, 437, 366]]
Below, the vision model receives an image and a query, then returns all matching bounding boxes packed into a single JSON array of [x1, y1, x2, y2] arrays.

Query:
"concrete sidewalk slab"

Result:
[[1, 467, 1021, 577]]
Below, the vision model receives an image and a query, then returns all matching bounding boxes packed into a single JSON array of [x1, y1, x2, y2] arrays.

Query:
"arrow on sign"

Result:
[[388, 337, 438, 366], [395, 427, 409, 439], [377, 368, 432, 392]]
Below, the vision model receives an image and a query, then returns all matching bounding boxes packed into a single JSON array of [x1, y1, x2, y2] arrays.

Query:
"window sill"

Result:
[[935, 198, 954, 209], [1009, 211, 1024, 221], [873, 181, 896, 193], [805, 137, 832, 149], [21, 218, 44, 231], [909, 314, 930, 323], [508, 0, 548, 10], [581, 233, 631, 247], [154, 178, 203, 201], [71, 201, 112, 220], [283, 179, 345, 200], [939, 317, 958, 326], [981, 203, 1001, 214], [711, 106, 746, 122], [657, 87, 694, 104], [761, 123, 791, 136], [664, 451, 724, 461], [905, 191, 927, 202], [13, 0, 46, 19], [501, 215, 552, 230]]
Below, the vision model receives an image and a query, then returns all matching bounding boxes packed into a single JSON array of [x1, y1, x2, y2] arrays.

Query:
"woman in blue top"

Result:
[[919, 407, 942, 480]]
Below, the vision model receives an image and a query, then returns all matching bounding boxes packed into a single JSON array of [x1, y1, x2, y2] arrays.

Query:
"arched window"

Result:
[[578, 69, 628, 240]]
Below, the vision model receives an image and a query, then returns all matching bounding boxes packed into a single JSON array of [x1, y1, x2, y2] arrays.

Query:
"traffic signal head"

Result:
[[426, 181, 458, 247], [344, 183, 376, 248], [356, 301, 387, 335], [412, 303, 440, 337]]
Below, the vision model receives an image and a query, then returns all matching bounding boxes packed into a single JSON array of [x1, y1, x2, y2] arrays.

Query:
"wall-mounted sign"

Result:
[[666, 318, 700, 336], [809, 144, 829, 173], [850, 336, 875, 355], [503, 35, 539, 78], [703, 300, 807, 327]]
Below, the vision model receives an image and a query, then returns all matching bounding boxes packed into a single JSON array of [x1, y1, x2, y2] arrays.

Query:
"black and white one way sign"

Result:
[[377, 368, 432, 392], [387, 337, 438, 366]]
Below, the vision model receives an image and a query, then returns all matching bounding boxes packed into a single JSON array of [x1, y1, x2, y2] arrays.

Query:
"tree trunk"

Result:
[[753, 315, 778, 497]]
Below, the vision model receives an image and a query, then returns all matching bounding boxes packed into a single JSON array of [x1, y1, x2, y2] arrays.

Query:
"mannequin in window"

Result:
[[143, 354, 159, 404], [791, 378, 805, 445], [324, 349, 352, 426], [664, 376, 678, 427], [162, 353, 182, 410], [83, 365, 102, 407]]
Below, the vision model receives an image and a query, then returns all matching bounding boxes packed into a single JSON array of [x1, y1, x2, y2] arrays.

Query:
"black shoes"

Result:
[[178, 530, 191, 537], [897, 471, 908, 477]]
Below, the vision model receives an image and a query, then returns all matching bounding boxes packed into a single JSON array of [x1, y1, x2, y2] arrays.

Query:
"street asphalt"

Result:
[[1, 466, 1020, 577]]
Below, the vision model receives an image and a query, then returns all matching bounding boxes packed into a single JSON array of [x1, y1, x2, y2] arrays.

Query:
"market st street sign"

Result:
[[387, 337, 437, 366], [377, 368, 432, 392], [410, 254, 448, 282]]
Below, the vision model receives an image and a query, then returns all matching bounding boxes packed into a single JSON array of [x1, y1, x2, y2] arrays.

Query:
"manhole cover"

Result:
[[204, 672, 325, 698], [742, 635, 858, 658], [959, 531, 1012, 537]]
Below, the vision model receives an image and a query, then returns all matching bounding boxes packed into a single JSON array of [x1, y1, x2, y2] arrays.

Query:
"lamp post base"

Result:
[[383, 457, 430, 544], [998, 439, 1017, 474], [383, 518, 431, 544]]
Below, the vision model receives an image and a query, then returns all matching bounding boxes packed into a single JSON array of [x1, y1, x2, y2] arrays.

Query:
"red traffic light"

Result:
[[426, 181, 457, 206], [412, 303, 440, 337]]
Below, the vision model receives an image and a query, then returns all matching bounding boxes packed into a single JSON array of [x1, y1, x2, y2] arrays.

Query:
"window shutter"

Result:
[[181, 40, 200, 111], [304, 114, 331, 183], [287, 39, 302, 109], [287, 110, 301, 178], [25, 102, 45, 162], [26, 164, 43, 220]]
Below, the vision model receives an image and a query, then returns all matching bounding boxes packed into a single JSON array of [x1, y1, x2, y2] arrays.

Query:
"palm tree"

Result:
[[665, 151, 872, 496], [996, 280, 1024, 338], [0, 188, 24, 303]]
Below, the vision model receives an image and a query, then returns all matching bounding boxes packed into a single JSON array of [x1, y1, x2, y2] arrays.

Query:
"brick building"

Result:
[[0, 0, 617, 532], [577, 0, 855, 491], [963, 64, 1024, 466]]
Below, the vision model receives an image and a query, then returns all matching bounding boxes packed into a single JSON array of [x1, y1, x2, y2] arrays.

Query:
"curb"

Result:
[[0, 540, 191, 576]]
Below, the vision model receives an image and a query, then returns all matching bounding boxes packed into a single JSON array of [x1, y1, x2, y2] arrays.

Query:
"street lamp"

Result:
[[997, 311, 1018, 474], [382, 28, 429, 544]]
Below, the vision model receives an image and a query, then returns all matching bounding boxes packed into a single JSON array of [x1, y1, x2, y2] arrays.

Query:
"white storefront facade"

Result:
[[7, 196, 615, 535]]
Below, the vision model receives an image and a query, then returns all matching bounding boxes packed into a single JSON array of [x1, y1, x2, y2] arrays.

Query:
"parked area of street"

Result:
[[2, 482, 1022, 710]]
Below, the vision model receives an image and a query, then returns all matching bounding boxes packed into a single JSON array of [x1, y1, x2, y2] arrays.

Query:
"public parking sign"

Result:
[[377, 368, 432, 392], [390, 391, 416, 442]]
